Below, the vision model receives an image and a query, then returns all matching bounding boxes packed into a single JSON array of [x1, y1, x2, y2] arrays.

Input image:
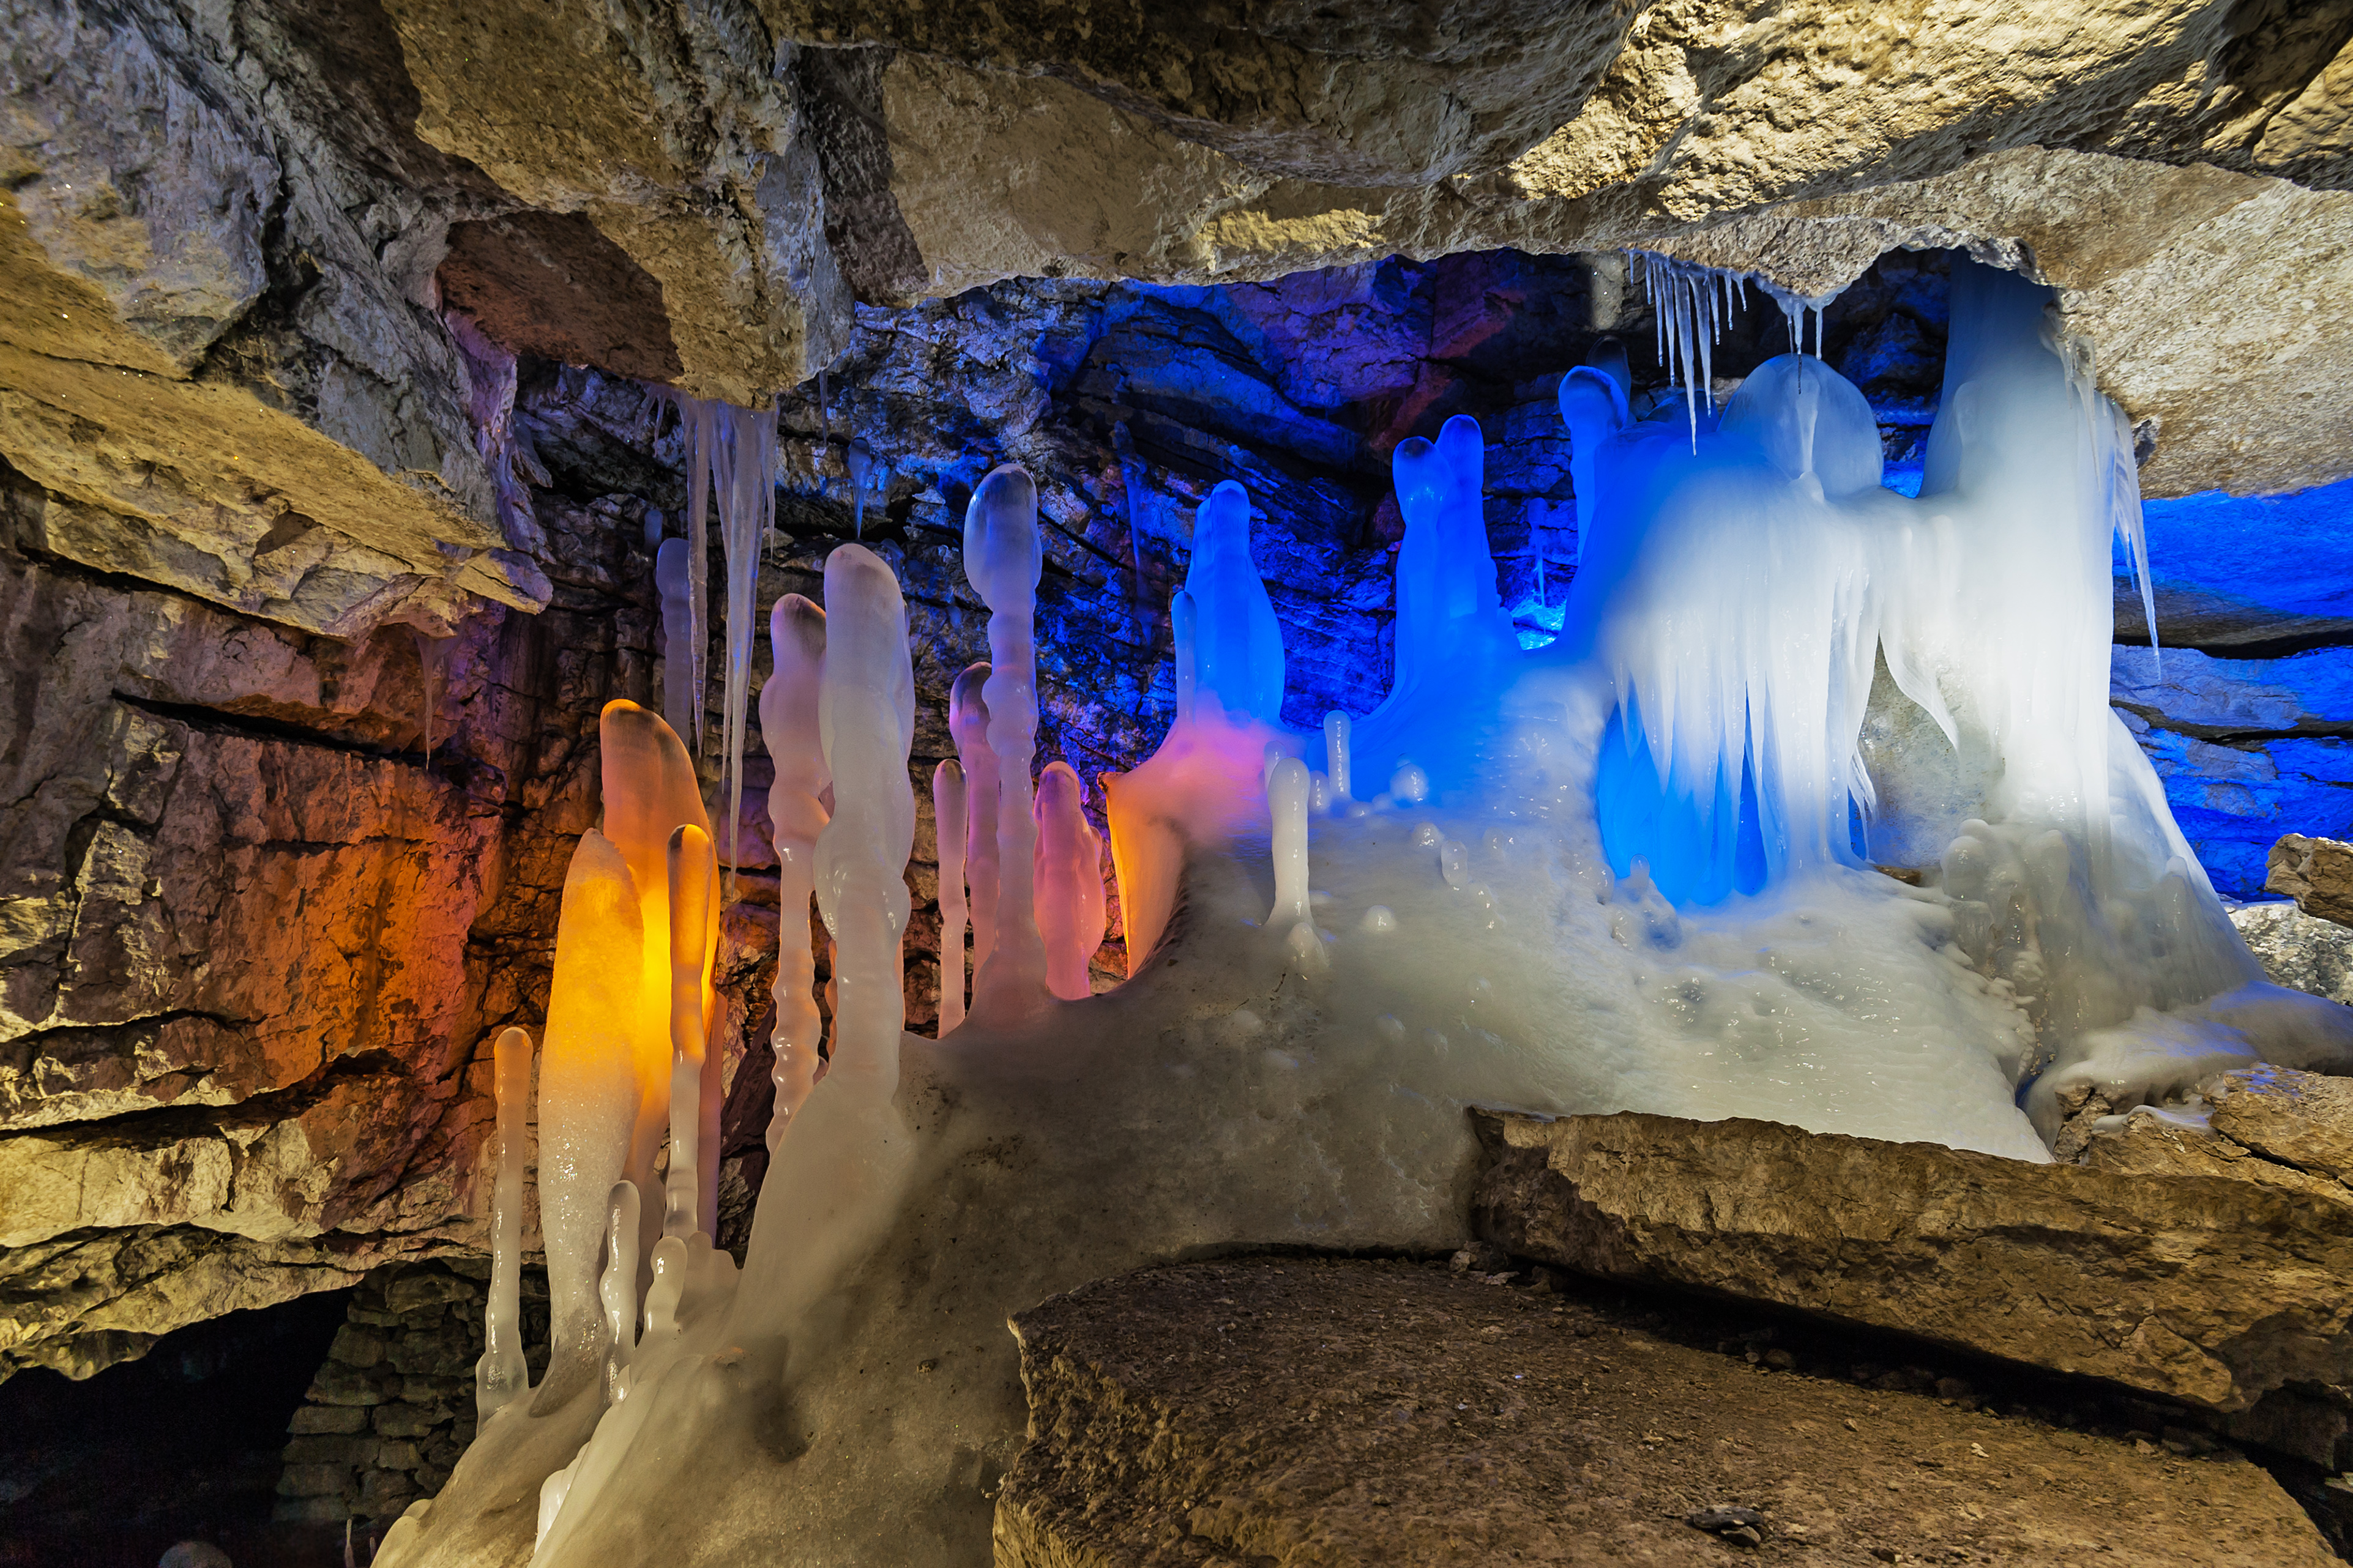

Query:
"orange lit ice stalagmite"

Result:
[[531, 828, 643, 1411], [760, 593, 829, 1143], [597, 700, 719, 1241]]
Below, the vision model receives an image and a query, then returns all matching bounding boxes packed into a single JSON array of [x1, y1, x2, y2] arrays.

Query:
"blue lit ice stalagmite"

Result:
[[1174, 480, 1285, 726]]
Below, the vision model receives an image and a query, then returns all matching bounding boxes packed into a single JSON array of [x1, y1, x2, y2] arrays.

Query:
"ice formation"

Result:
[[472, 1025, 531, 1418], [1032, 761, 1105, 1000], [949, 663, 1000, 985], [759, 594, 829, 1140], [385, 254, 2353, 1568], [1179, 480, 1285, 726], [652, 538, 696, 745], [933, 760, 969, 1031]]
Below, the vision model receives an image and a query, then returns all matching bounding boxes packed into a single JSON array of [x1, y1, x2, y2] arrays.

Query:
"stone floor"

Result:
[[996, 1257, 2343, 1567]]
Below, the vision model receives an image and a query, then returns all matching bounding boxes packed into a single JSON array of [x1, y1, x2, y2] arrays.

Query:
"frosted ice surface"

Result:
[[1322, 710, 1352, 802], [597, 1181, 640, 1404], [1184, 481, 1285, 726]]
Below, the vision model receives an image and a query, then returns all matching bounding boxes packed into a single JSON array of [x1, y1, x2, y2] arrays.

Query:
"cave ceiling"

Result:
[[3, 0, 2352, 636]]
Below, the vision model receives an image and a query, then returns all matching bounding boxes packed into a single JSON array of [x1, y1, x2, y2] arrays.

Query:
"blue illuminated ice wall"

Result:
[[534, 246, 2351, 914]]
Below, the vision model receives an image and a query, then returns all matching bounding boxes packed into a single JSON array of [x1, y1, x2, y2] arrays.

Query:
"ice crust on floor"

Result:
[[381, 257, 2353, 1568]]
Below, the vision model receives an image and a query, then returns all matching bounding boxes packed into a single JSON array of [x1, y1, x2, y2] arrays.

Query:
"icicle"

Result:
[[1033, 761, 1105, 1001], [1323, 710, 1352, 803], [847, 440, 873, 538], [663, 824, 716, 1243], [716, 405, 779, 902], [760, 595, 829, 1148], [934, 760, 969, 1033], [813, 543, 917, 1087], [963, 467, 1053, 1020], [680, 398, 714, 756], [473, 1025, 531, 1418], [598, 1181, 641, 1405], [950, 663, 1000, 983], [655, 538, 696, 746]]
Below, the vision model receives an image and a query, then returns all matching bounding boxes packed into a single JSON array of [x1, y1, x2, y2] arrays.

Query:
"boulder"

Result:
[[1470, 1109, 2353, 1418], [2270, 834, 2353, 927], [998, 1257, 2336, 1567]]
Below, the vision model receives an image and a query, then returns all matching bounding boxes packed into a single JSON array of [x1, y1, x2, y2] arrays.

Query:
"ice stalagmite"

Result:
[[933, 760, 968, 1032], [1322, 710, 1351, 803], [597, 701, 718, 1235], [963, 467, 1051, 1019], [759, 594, 828, 1143], [654, 538, 696, 745], [531, 829, 642, 1411], [1184, 481, 1285, 726], [663, 825, 717, 1242], [474, 1025, 532, 1418], [1032, 760, 1103, 1001], [949, 663, 999, 982], [597, 1181, 640, 1403], [1557, 348, 1631, 565]]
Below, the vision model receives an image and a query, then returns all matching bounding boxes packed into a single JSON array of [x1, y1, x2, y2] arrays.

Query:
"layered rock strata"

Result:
[[996, 1257, 2337, 1567]]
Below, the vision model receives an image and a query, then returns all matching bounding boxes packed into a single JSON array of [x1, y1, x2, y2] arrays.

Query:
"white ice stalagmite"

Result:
[[933, 759, 969, 1032], [760, 593, 829, 1146], [531, 829, 643, 1412], [654, 538, 697, 746], [1557, 348, 1631, 566], [597, 1181, 640, 1405], [1032, 760, 1104, 1001], [964, 467, 1053, 1019], [813, 542, 919, 1086], [474, 1025, 532, 1418], [1265, 756, 1320, 971], [1322, 710, 1351, 804], [663, 825, 717, 1241], [950, 662, 1000, 984], [1184, 481, 1285, 726]]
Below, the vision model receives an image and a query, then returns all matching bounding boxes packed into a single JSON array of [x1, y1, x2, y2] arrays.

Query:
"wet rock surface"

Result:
[[1470, 1109, 2353, 1422], [996, 1256, 2338, 1567]]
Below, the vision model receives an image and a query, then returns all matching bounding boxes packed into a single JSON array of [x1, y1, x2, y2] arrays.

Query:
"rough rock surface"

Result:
[[1470, 1109, 2353, 1418], [2234, 901, 2353, 1005], [2271, 833, 2353, 926], [996, 1257, 2337, 1567], [272, 1260, 548, 1525]]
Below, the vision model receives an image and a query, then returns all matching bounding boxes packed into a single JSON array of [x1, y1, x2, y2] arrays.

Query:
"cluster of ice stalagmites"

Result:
[[384, 256, 2353, 1568]]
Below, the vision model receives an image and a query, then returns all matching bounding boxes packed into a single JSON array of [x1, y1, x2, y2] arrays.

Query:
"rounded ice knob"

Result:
[[964, 464, 1042, 611]]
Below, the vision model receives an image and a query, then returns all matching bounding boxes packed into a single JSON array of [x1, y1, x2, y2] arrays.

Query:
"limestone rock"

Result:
[[2234, 901, 2353, 1005], [2210, 1065, 2353, 1184], [998, 1257, 2336, 1567], [1471, 1109, 2353, 1415], [2270, 834, 2353, 926]]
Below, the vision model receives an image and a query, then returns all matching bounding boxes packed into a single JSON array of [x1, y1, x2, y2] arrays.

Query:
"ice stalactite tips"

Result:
[[761, 593, 829, 1144], [964, 467, 1052, 1020]]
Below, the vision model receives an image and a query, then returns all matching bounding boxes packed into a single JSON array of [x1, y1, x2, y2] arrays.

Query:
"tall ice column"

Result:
[[964, 466, 1051, 1020], [761, 595, 829, 1147]]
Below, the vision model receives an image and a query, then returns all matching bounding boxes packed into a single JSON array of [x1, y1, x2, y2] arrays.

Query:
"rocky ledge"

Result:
[[1470, 1080, 2353, 1461], [996, 1257, 2337, 1566]]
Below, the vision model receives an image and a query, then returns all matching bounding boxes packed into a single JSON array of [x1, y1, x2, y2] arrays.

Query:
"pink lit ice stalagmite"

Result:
[[949, 661, 999, 984], [1032, 760, 1104, 1001], [963, 467, 1051, 1020], [761, 593, 829, 1142], [530, 829, 643, 1411], [933, 759, 968, 1032]]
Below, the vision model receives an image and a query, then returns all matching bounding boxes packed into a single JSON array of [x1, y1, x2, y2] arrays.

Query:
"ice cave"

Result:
[[6, 4, 2353, 1566]]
